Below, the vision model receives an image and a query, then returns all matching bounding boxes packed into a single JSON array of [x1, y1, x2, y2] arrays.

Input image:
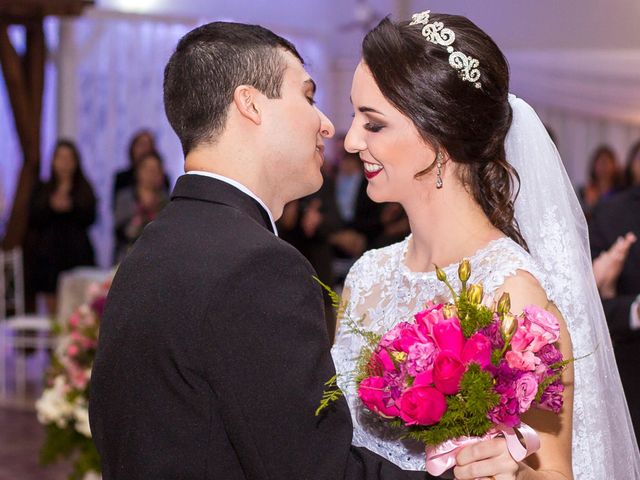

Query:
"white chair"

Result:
[[0, 247, 55, 400]]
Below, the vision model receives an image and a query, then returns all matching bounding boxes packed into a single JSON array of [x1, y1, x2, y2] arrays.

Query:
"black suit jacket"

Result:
[[89, 174, 430, 480], [589, 186, 640, 440]]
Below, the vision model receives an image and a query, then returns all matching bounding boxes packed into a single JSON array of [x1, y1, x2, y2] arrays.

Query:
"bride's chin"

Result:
[[365, 184, 391, 204]]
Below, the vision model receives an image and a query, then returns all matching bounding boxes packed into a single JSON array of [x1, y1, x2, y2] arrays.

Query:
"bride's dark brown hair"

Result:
[[362, 14, 527, 249]]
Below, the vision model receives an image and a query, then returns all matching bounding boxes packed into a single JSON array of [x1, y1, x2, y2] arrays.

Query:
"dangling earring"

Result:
[[436, 152, 444, 189]]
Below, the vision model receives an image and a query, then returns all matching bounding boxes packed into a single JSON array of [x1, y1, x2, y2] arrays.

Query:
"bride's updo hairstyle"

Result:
[[362, 14, 527, 249]]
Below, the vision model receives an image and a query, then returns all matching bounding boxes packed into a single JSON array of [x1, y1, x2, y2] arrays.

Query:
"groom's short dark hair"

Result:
[[163, 22, 303, 156]]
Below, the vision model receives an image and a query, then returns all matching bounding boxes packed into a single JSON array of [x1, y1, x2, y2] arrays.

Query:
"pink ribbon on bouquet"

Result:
[[425, 423, 540, 476]]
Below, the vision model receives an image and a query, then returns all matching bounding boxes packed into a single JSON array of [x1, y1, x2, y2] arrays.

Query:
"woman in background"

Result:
[[624, 140, 640, 188], [113, 151, 168, 264], [579, 145, 622, 217], [27, 139, 96, 315]]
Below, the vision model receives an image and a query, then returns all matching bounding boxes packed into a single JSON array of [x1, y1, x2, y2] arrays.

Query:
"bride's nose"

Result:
[[344, 122, 364, 153]]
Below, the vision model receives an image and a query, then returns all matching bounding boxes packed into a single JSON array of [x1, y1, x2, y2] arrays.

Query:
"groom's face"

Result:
[[261, 51, 335, 203]]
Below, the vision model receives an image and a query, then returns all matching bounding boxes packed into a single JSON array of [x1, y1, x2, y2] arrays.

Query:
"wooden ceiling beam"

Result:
[[0, 0, 93, 22]]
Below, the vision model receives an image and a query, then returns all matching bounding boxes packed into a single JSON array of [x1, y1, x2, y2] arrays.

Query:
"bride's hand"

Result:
[[453, 437, 519, 480]]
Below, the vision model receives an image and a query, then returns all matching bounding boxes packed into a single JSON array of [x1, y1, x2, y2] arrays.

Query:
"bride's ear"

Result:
[[232, 85, 262, 125]]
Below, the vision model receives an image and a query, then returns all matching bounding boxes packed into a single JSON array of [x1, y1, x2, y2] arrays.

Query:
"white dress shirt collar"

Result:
[[186, 170, 278, 236]]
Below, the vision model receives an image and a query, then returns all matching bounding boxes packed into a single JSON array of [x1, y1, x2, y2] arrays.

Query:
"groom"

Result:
[[89, 22, 431, 479]]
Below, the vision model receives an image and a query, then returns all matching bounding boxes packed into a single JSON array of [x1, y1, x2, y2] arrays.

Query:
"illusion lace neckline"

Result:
[[398, 234, 511, 279]]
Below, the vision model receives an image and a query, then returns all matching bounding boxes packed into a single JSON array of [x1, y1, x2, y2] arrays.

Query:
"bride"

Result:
[[331, 11, 640, 480]]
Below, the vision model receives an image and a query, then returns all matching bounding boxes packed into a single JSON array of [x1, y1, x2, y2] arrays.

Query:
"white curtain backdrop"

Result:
[[56, 10, 328, 268], [508, 49, 640, 186], [532, 105, 640, 188]]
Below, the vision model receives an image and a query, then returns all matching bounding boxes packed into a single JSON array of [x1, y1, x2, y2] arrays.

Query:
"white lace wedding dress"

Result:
[[331, 234, 626, 478]]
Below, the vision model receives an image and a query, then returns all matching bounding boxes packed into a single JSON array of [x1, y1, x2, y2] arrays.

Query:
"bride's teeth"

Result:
[[364, 162, 383, 173]]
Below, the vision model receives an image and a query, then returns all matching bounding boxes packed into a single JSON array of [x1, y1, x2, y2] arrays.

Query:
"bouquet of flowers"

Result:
[[36, 278, 112, 480], [318, 260, 570, 475]]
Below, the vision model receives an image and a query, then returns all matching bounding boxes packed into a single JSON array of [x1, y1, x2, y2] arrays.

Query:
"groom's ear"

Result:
[[232, 85, 262, 126]]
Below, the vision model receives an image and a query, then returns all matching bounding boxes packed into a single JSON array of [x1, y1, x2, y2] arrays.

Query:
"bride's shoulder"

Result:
[[476, 237, 551, 312], [495, 269, 549, 314]]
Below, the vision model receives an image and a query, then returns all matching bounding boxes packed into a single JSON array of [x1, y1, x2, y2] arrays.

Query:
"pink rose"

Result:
[[523, 306, 560, 352], [398, 385, 447, 426], [67, 344, 79, 357], [515, 372, 539, 412], [431, 317, 464, 356], [379, 322, 412, 349], [414, 303, 445, 336], [405, 339, 438, 377], [358, 376, 400, 418], [505, 349, 540, 371], [509, 317, 532, 352], [433, 351, 466, 394], [393, 326, 423, 353], [461, 333, 492, 368]]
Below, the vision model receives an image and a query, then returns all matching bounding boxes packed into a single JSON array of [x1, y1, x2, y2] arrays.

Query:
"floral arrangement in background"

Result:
[[36, 278, 111, 480], [317, 260, 571, 476]]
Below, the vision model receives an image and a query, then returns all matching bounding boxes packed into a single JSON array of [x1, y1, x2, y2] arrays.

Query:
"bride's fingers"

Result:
[[454, 438, 518, 480], [455, 438, 505, 465], [452, 454, 518, 480]]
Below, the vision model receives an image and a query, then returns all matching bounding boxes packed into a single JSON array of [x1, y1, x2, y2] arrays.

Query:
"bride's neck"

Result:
[[401, 183, 503, 273]]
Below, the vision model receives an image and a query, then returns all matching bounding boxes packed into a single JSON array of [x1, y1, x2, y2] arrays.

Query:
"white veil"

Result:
[[506, 94, 640, 479]]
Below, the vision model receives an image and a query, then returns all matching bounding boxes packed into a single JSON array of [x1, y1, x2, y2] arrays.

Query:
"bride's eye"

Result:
[[306, 96, 316, 105], [364, 122, 384, 133]]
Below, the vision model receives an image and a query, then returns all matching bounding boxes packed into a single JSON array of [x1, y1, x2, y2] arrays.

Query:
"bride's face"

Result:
[[345, 61, 437, 203]]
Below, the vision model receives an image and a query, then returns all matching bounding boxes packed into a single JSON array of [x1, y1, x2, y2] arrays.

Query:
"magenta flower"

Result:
[[537, 343, 563, 366], [515, 372, 539, 412], [505, 349, 540, 371], [431, 317, 465, 356], [398, 385, 447, 426], [358, 376, 400, 418], [538, 381, 564, 413], [433, 351, 466, 395], [414, 303, 445, 337], [461, 332, 492, 368], [481, 318, 505, 349], [405, 339, 438, 377], [376, 349, 397, 373]]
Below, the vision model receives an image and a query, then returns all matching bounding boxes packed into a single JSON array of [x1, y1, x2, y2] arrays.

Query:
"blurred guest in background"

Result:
[[113, 129, 170, 202], [579, 145, 622, 217], [25, 139, 96, 315], [590, 183, 640, 441], [278, 173, 341, 339], [329, 150, 383, 281], [624, 140, 640, 188], [370, 202, 410, 249], [114, 151, 169, 264]]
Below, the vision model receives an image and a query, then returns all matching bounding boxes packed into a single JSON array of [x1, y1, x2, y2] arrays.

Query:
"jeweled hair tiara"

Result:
[[409, 10, 482, 89]]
